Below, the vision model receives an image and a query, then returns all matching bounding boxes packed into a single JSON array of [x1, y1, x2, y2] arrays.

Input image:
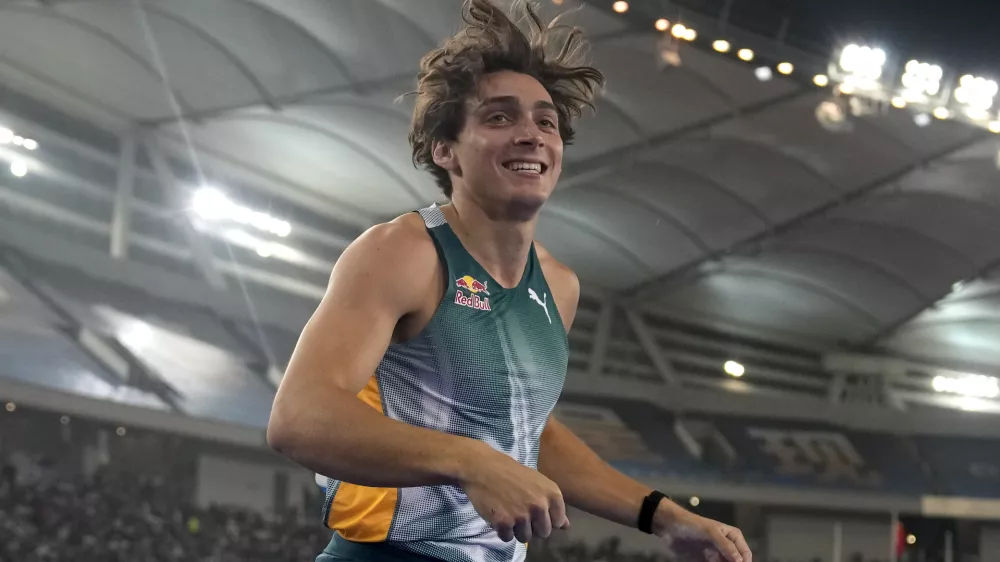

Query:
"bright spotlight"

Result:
[[839, 83, 855, 95], [737, 48, 754, 62], [682, 28, 697, 41], [838, 44, 887, 83], [612, 1, 628, 13], [724, 360, 745, 377], [933, 107, 950, 120], [22, 138, 38, 150], [777, 62, 794, 75], [990, 121, 1000, 133], [689, 497, 701, 507], [655, 18, 670, 32], [932, 374, 1000, 398], [755, 66, 773, 82], [713, 40, 730, 53], [954, 74, 998, 112], [891, 97, 907, 109], [0, 127, 12, 144], [10, 159, 27, 178], [914, 113, 931, 127], [192, 187, 231, 221], [4, 402, 14, 413], [813, 74, 830, 87], [671, 23, 687, 39], [902, 60, 943, 97], [12, 135, 22, 146], [906, 534, 917, 545], [120, 322, 154, 351]]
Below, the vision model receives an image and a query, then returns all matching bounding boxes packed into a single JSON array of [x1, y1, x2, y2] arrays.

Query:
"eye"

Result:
[[538, 117, 558, 129], [487, 113, 512, 125]]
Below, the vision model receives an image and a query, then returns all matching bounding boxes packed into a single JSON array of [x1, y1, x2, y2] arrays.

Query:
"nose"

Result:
[[513, 122, 544, 148]]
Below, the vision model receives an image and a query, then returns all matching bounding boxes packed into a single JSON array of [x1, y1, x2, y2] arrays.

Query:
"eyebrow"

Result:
[[478, 96, 557, 113]]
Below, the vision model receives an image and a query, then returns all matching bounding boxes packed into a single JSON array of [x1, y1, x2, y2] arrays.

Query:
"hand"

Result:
[[652, 501, 751, 562], [458, 447, 570, 544]]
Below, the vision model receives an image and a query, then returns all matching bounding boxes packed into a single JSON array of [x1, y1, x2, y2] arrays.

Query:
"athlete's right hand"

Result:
[[460, 449, 570, 543]]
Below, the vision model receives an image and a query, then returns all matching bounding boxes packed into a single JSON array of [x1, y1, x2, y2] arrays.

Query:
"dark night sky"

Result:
[[652, 0, 1000, 74]]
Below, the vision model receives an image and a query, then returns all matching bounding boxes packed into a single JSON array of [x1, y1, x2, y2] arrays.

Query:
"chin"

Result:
[[502, 190, 549, 221]]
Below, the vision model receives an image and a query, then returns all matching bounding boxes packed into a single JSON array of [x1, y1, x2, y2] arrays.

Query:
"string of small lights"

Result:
[[602, 1, 1000, 135]]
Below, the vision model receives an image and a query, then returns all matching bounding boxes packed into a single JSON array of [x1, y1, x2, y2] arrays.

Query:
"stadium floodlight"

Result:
[[901, 60, 943, 99], [836, 44, 886, 92], [713, 40, 730, 53], [932, 374, 1000, 399], [724, 360, 744, 377], [914, 113, 931, 127], [933, 107, 950, 120], [613, 1, 628, 14], [755, 66, 772, 82], [839, 44, 886, 80], [191, 187, 291, 237], [655, 18, 670, 32], [9, 159, 27, 178], [891, 97, 907, 108], [22, 138, 37, 151], [954, 74, 998, 117], [671, 23, 687, 39], [990, 121, 1000, 133], [777, 62, 794, 75], [814, 74, 830, 87], [737, 48, 754, 62], [0, 127, 12, 144]]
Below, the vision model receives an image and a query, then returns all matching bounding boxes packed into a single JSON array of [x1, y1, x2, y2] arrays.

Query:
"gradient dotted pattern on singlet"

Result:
[[323, 205, 569, 562]]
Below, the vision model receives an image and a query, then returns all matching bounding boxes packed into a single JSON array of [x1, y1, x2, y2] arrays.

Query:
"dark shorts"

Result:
[[316, 534, 443, 562]]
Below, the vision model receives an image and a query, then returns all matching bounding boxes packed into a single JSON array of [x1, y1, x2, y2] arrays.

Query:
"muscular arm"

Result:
[[266, 218, 488, 488]]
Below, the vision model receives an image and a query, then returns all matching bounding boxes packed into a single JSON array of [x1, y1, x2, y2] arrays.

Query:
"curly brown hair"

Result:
[[407, 0, 605, 198]]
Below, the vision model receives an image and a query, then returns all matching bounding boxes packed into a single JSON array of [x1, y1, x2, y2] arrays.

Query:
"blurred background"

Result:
[[1, 0, 999, 561]]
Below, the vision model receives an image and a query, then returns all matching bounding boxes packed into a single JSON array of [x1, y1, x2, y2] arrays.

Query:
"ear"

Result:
[[431, 140, 458, 173]]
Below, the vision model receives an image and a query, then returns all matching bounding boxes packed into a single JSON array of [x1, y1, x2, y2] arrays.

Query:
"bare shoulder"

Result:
[[534, 241, 580, 331], [327, 211, 440, 311]]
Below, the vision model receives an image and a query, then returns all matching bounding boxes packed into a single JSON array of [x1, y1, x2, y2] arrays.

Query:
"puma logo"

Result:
[[527, 288, 551, 324]]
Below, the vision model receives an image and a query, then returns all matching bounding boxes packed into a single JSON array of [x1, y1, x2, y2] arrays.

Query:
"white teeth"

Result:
[[504, 161, 543, 173]]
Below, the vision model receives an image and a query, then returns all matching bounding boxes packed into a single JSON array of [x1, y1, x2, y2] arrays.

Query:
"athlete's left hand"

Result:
[[652, 501, 751, 562]]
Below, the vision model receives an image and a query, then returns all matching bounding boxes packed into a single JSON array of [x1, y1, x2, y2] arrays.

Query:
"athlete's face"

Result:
[[434, 70, 563, 216]]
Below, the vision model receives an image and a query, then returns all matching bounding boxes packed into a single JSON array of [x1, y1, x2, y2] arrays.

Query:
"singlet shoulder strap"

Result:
[[417, 204, 447, 229]]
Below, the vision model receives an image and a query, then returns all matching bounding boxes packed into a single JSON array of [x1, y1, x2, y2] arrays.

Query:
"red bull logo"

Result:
[[456, 275, 489, 295], [455, 275, 491, 311]]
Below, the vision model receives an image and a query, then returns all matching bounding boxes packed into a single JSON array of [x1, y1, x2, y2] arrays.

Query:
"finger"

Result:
[[494, 518, 515, 543], [513, 518, 532, 544], [548, 494, 570, 530], [530, 504, 553, 539], [725, 527, 751, 562], [710, 528, 744, 562]]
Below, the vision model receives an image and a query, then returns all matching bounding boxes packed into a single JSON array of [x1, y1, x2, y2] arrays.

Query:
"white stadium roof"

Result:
[[1, 0, 999, 418]]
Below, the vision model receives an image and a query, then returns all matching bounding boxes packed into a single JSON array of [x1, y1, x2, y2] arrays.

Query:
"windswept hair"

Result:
[[408, 0, 605, 198]]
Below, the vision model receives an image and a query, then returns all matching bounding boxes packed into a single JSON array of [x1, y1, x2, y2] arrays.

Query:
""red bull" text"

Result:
[[454, 290, 491, 311]]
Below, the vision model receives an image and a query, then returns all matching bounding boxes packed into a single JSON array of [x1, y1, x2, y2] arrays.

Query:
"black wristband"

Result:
[[637, 490, 669, 534]]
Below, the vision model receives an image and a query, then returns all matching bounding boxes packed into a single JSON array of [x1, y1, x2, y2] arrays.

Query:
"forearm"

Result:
[[538, 417, 679, 530], [267, 390, 485, 488]]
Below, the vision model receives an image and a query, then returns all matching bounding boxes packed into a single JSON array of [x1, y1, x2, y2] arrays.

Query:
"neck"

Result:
[[442, 191, 539, 288]]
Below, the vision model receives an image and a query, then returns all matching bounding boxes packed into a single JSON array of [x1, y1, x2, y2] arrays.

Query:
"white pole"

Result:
[[832, 520, 843, 562], [944, 530, 953, 562]]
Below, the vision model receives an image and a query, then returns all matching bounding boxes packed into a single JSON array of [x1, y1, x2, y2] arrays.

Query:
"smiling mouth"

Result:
[[502, 161, 548, 175]]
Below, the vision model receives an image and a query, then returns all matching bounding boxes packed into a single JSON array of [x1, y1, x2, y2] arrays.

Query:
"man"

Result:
[[266, 1, 751, 561]]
